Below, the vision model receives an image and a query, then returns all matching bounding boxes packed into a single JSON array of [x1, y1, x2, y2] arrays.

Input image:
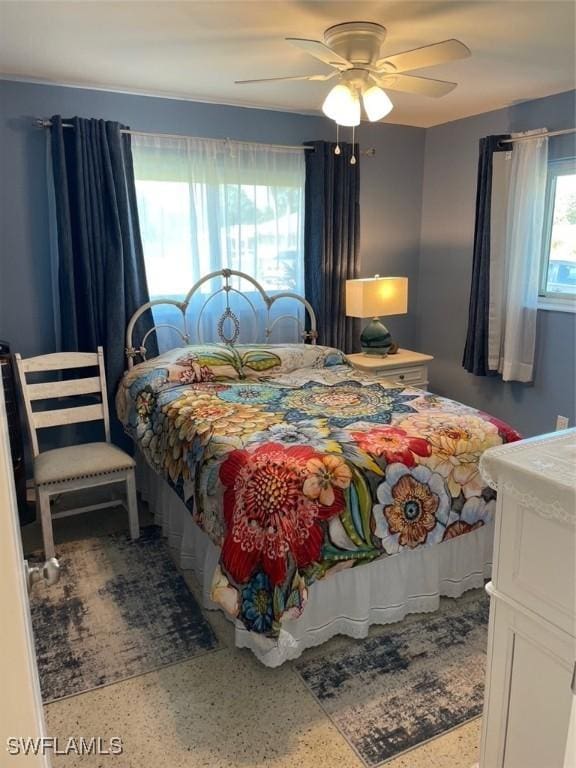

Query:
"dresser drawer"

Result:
[[382, 364, 428, 387], [480, 595, 574, 768], [492, 487, 575, 636]]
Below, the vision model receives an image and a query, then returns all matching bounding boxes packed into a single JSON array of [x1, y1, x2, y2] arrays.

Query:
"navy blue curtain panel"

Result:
[[304, 141, 360, 353], [462, 134, 511, 376], [49, 115, 156, 443]]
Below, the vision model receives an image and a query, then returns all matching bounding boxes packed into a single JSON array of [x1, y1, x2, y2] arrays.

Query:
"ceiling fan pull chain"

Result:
[[350, 124, 357, 165], [334, 123, 341, 155]]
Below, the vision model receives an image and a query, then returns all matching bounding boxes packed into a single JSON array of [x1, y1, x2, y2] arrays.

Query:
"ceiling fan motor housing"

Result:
[[324, 21, 387, 67]]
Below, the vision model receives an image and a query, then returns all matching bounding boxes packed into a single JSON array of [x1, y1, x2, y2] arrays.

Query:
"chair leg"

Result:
[[126, 470, 140, 540], [37, 487, 55, 559]]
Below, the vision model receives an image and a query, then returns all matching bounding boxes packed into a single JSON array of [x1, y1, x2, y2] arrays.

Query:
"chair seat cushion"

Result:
[[34, 442, 135, 485]]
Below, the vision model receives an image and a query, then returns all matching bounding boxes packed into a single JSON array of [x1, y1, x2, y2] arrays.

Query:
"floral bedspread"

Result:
[[116, 344, 520, 638]]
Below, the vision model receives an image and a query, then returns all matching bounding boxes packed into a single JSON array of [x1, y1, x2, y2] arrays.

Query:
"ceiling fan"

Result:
[[235, 22, 470, 125]]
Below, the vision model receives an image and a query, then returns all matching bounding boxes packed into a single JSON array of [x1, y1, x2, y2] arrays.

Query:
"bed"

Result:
[[116, 269, 521, 666]]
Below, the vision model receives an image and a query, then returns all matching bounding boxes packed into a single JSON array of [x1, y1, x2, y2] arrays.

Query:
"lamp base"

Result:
[[360, 318, 394, 356]]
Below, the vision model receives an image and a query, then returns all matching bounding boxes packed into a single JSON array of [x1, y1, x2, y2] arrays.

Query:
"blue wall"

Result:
[[416, 90, 576, 436], [0, 79, 425, 358]]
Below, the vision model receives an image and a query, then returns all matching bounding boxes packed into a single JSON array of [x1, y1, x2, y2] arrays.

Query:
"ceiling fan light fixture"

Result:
[[362, 85, 393, 121], [322, 83, 361, 126]]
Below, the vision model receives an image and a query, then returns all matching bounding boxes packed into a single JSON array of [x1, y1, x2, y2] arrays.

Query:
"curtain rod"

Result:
[[34, 118, 377, 156], [499, 127, 576, 144]]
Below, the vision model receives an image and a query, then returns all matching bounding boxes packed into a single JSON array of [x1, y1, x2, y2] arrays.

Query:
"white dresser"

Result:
[[479, 429, 576, 768]]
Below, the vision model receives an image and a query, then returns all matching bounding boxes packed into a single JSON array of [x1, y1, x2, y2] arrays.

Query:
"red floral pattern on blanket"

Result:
[[350, 426, 431, 467], [220, 444, 349, 586]]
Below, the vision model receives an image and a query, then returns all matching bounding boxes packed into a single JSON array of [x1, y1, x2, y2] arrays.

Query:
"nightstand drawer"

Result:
[[346, 350, 433, 390], [383, 365, 428, 387]]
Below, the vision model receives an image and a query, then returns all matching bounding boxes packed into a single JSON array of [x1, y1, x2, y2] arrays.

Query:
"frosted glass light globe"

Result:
[[322, 84, 361, 127], [362, 86, 393, 121]]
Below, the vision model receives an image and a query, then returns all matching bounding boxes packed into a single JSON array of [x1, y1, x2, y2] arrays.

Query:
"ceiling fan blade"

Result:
[[286, 37, 352, 68], [376, 39, 470, 74], [374, 73, 457, 97], [235, 72, 337, 85]]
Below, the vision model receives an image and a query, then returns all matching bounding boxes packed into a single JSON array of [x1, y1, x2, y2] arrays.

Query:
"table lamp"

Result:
[[346, 275, 408, 356]]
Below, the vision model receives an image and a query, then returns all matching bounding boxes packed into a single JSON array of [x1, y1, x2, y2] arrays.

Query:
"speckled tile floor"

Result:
[[23, 502, 482, 768]]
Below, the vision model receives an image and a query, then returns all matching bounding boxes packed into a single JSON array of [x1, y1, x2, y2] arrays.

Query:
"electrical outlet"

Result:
[[556, 415, 569, 431]]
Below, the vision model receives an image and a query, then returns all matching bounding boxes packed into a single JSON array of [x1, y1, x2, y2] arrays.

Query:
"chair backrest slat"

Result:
[[26, 376, 102, 401], [32, 403, 105, 429], [15, 347, 111, 457], [20, 352, 99, 373]]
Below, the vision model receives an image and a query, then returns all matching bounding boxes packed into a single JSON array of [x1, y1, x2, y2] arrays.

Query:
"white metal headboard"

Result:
[[125, 268, 318, 368]]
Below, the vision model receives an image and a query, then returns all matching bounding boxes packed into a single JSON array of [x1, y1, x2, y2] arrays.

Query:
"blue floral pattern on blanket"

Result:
[[280, 380, 418, 426]]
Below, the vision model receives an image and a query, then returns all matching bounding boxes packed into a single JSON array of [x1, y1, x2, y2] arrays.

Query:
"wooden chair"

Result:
[[15, 347, 139, 558]]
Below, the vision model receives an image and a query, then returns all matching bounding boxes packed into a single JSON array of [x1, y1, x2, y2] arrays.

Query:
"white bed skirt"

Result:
[[137, 457, 494, 667]]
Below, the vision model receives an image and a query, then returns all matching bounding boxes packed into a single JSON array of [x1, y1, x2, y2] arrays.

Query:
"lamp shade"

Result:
[[322, 83, 361, 127], [362, 86, 393, 122], [346, 276, 408, 318]]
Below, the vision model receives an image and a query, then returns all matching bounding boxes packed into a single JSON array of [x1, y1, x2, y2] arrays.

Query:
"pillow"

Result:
[[251, 344, 348, 375], [131, 343, 347, 380], [116, 344, 349, 426]]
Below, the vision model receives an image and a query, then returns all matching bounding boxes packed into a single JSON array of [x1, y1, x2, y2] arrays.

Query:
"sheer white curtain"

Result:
[[488, 130, 548, 382], [132, 134, 306, 348]]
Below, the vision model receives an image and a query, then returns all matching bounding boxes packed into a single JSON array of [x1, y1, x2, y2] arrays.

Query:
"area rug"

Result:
[[29, 525, 219, 703], [294, 593, 489, 766]]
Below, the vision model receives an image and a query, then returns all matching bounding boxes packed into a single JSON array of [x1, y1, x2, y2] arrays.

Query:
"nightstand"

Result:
[[346, 349, 434, 389]]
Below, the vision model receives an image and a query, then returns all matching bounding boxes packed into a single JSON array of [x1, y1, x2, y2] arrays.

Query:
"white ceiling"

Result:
[[0, 1, 574, 128]]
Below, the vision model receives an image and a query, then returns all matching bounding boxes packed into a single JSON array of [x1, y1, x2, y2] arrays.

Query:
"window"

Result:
[[133, 136, 305, 299], [539, 158, 576, 309], [136, 180, 194, 295], [132, 135, 306, 344]]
